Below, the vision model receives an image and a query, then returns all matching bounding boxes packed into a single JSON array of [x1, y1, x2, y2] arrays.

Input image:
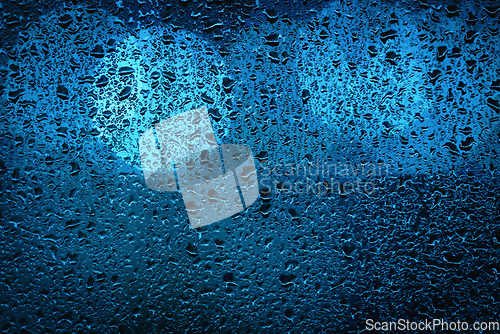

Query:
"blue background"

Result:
[[1, 0, 500, 332]]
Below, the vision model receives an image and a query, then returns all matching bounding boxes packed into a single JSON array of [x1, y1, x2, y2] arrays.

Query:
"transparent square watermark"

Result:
[[140, 106, 259, 228]]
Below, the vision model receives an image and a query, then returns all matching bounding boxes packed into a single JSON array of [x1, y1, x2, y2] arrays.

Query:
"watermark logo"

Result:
[[139, 106, 259, 229], [259, 160, 389, 196]]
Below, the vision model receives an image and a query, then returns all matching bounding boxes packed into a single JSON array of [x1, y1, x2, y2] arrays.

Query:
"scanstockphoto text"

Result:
[[258, 160, 391, 196]]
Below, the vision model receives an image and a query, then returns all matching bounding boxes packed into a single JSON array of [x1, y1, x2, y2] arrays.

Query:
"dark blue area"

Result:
[[1, 0, 500, 333]]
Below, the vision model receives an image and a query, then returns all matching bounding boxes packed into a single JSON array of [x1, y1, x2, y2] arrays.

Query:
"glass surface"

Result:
[[1, 0, 499, 332]]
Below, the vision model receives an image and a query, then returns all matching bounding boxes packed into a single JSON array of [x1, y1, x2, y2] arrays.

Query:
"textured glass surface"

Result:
[[1, 0, 500, 333]]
